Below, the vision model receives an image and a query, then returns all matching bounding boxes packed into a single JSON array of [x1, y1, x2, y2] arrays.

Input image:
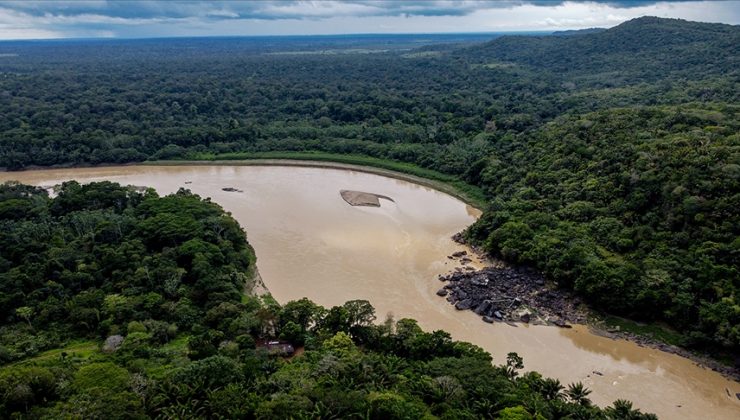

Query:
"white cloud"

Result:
[[0, 1, 737, 39], [0, 26, 63, 40], [258, 1, 384, 18]]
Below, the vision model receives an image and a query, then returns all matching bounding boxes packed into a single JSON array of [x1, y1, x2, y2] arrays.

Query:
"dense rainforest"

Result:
[[467, 104, 739, 350], [0, 181, 657, 419], [0, 16, 737, 355]]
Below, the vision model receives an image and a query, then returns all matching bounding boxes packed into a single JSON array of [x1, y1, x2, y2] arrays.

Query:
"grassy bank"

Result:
[[589, 314, 738, 377], [150, 151, 488, 208], [593, 315, 685, 347]]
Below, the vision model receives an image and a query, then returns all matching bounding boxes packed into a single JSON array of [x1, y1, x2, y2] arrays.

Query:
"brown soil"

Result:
[[340, 189, 395, 207]]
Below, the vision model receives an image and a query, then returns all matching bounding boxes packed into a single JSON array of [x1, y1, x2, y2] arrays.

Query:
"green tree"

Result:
[[15, 306, 34, 330], [566, 382, 592, 407]]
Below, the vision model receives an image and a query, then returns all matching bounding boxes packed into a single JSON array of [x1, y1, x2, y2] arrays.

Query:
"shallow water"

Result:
[[2, 164, 738, 419]]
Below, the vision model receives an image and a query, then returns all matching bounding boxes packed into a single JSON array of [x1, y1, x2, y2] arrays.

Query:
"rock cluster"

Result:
[[437, 264, 587, 327]]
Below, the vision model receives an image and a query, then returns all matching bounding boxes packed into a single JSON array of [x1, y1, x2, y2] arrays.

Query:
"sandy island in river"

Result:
[[340, 189, 395, 207]]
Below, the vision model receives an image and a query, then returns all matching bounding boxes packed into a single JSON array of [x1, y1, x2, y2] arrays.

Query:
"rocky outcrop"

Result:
[[437, 265, 587, 327], [102, 335, 124, 353]]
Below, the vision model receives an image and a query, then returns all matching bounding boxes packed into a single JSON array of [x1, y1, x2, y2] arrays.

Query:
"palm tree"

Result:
[[606, 399, 634, 419], [565, 382, 592, 407], [541, 378, 565, 401], [605, 399, 658, 420]]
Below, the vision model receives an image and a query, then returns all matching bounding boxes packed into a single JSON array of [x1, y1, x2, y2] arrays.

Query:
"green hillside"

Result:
[[467, 104, 739, 350], [464, 17, 739, 84]]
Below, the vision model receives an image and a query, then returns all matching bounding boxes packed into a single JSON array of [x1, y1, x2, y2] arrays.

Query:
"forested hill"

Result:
[[551, 28, 606, 36], [0, 17, 736, 171], [461, 17, 739, 83], [466, 104, 739, 351]]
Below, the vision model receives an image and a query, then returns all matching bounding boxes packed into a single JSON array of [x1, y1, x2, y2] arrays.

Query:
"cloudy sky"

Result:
[[0, 1, 737, 40]]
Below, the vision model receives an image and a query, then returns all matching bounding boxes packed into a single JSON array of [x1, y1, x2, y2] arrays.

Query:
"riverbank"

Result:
[[148, 151, 487, 208], [592, 327, 740, 384], [2, 154, 486, 209], [448, 237, 740, 383]]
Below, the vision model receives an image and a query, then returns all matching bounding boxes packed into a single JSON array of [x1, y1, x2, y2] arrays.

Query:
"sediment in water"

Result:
[[340, 189, 395, 207]]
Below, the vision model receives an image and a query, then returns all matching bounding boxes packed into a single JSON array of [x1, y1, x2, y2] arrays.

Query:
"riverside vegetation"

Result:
[[0, 181, 657, 418], [0, 13, 737, 389]]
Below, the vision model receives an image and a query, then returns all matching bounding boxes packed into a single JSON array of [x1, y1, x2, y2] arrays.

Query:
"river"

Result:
[[1, 163, 738, 419]]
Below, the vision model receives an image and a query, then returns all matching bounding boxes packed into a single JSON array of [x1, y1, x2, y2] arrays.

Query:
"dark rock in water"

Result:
[[436, 288, 448, 297], [451, 251, 468, 258], [482, 316, 494, 323], [592, 371, 603, 376], [470, 274, 488, 287], [435, 263, 588, 332], [553, 320, 572, 328], [222, 187, 242, 192], [474, 301, 491, 315], [455, 299, 473, 310], [451, 232, 465, 243]]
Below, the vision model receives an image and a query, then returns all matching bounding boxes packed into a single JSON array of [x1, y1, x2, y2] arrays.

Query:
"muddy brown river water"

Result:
[[2, 164, 738, 419]]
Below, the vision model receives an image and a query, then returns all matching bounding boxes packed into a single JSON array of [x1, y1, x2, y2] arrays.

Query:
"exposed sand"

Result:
[[340, 189, 395, 207]]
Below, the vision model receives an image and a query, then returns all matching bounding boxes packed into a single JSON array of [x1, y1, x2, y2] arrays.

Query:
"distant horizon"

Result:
[[0, 29, 561, 44], [0, 1, 737, 41]]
